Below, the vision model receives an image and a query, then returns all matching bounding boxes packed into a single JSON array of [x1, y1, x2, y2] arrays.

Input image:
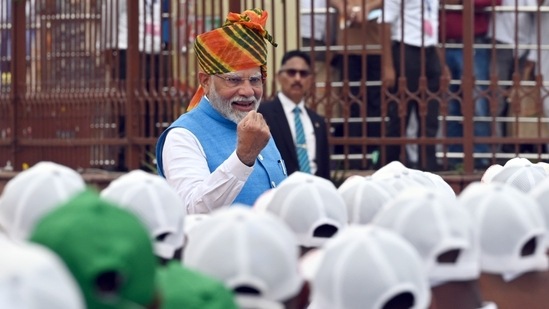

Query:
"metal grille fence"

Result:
[[1, 0, 548, 175]]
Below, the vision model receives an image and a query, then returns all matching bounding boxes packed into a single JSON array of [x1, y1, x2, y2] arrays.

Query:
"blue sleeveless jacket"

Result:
[[156, 97, 287, 205]]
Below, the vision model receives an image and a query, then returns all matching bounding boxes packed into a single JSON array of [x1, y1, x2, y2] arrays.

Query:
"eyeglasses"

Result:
[[214, 74, 264, 88], [280, 69, 311, 78]]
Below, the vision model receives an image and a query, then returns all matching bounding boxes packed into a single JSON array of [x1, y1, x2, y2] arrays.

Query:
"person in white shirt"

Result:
[[300, 0, 335, 50], [156, 9, 286, 214], [526, 0, 549, 150], [487, 0, 537, 145], [380, 0, 446, 171], [300, 0, 344, 119], [101, 0, 167, 170]]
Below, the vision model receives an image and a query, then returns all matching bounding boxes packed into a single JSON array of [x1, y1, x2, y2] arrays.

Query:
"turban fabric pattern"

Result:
[[188, 8, 277, 111]]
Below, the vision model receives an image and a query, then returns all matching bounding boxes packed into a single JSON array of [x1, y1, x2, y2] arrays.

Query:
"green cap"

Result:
[[29, 190, 157, 309], [157, 261, 239, 309]]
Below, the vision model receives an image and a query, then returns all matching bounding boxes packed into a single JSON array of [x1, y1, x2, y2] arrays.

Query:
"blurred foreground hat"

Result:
[[490, 163, 547, 193], [184, 214, 211, 236], [372, 164, 435, 192], [372, 187, 479, 287], [254, 172, 347, 248], [481, 164, 503, 183], [337, 175, 397, 225], [372, 160, 409, 177], [458, 182, 548, 281], [30, 190, 157, 309], [504, 156, 532, 167], [183, 206, 303, 309], [101, 170, 186, 260], [0, 238, 85, 309], [423, 171, 456, 200], [529, 177, 549, 248], [0, 161, 86, 240], [303, 225, 431, 309], [157, 261, 238, 309], [188, 8, 277, 110]]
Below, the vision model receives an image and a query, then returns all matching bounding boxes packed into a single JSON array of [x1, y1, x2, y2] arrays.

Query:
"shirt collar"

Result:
[[278, 92, 305, 115]]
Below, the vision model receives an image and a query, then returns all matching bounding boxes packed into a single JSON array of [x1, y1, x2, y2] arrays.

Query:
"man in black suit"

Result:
[[258, 50, 331, 180]]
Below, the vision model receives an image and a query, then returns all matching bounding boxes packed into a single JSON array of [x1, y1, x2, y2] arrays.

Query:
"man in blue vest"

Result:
[[156, 9, 287, 214]]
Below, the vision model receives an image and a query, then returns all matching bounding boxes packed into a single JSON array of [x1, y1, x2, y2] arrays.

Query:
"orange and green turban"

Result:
[[188, 8, 277, 111]]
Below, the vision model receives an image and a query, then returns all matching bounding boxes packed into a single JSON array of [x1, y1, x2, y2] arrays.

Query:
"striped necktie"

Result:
[[293, 107, 311, 174]]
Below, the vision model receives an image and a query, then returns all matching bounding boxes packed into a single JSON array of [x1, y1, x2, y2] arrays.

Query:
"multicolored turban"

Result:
[[188, 8, 277, 111]]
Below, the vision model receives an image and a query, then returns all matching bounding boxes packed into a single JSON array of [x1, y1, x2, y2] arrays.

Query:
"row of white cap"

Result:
[[208, 159, 549, 308], [0, 162, 188, 308], [2, 157, 549, 309], [0, 162, 186, 260]]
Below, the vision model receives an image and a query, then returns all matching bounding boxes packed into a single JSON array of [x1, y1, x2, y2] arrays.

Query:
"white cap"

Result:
[[100, 170, 186, 259], [535, 162, 549, 176], [423, 172, 456, 200], [253, 188, 276, 212], [504, 156, 532, 167], [0, 161, 86, 240], [481, 164, 503, 183], [458, 182, 548, 281], [184, 214, 211, 236], [304, 225, 431, 309], [371, 187, 479, 286], [183, 206, 303, 307], [0, 238, 85, 309], [528, 177, 549, 248], [337, 176, 398, 225], [373, 162, 438, 187], [401, 168, 439, 187], [253, 172, 347, 248], [373, 161, 409, 177], [371, 170, 429, 192], [490, 164, 547, 193]]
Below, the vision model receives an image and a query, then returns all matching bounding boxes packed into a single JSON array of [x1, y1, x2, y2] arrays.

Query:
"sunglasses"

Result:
[[280, 69, 311, 78]]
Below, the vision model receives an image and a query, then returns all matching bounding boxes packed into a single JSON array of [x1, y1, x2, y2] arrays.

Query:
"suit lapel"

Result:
[[272, 98, 299, 163]]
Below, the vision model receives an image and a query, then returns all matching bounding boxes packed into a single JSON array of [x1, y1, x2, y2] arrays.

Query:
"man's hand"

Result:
[[380, 22, 396, 89], [347, 4, 371, 26], [383, 65, 396, 89], [441, 64, 452, 91], [522, 60, 536, 81], [346, 0, 382, 26], [236, 111, 271, 166]]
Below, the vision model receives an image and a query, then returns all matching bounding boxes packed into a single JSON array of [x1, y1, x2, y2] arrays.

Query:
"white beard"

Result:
[[207, 83, 261, 124]]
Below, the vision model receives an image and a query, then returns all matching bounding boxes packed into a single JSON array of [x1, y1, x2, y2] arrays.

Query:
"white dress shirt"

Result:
[[161, 118, 254, 214], [382, 0, 439, 47], [300, 0, 329, 41], [278, 92, 318, 175], [101, 0, 162, 53], [488, 0, 537, 56]]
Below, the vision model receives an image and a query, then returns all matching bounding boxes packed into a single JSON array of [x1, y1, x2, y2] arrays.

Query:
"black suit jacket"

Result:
[[258, 96, 331, 180]]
